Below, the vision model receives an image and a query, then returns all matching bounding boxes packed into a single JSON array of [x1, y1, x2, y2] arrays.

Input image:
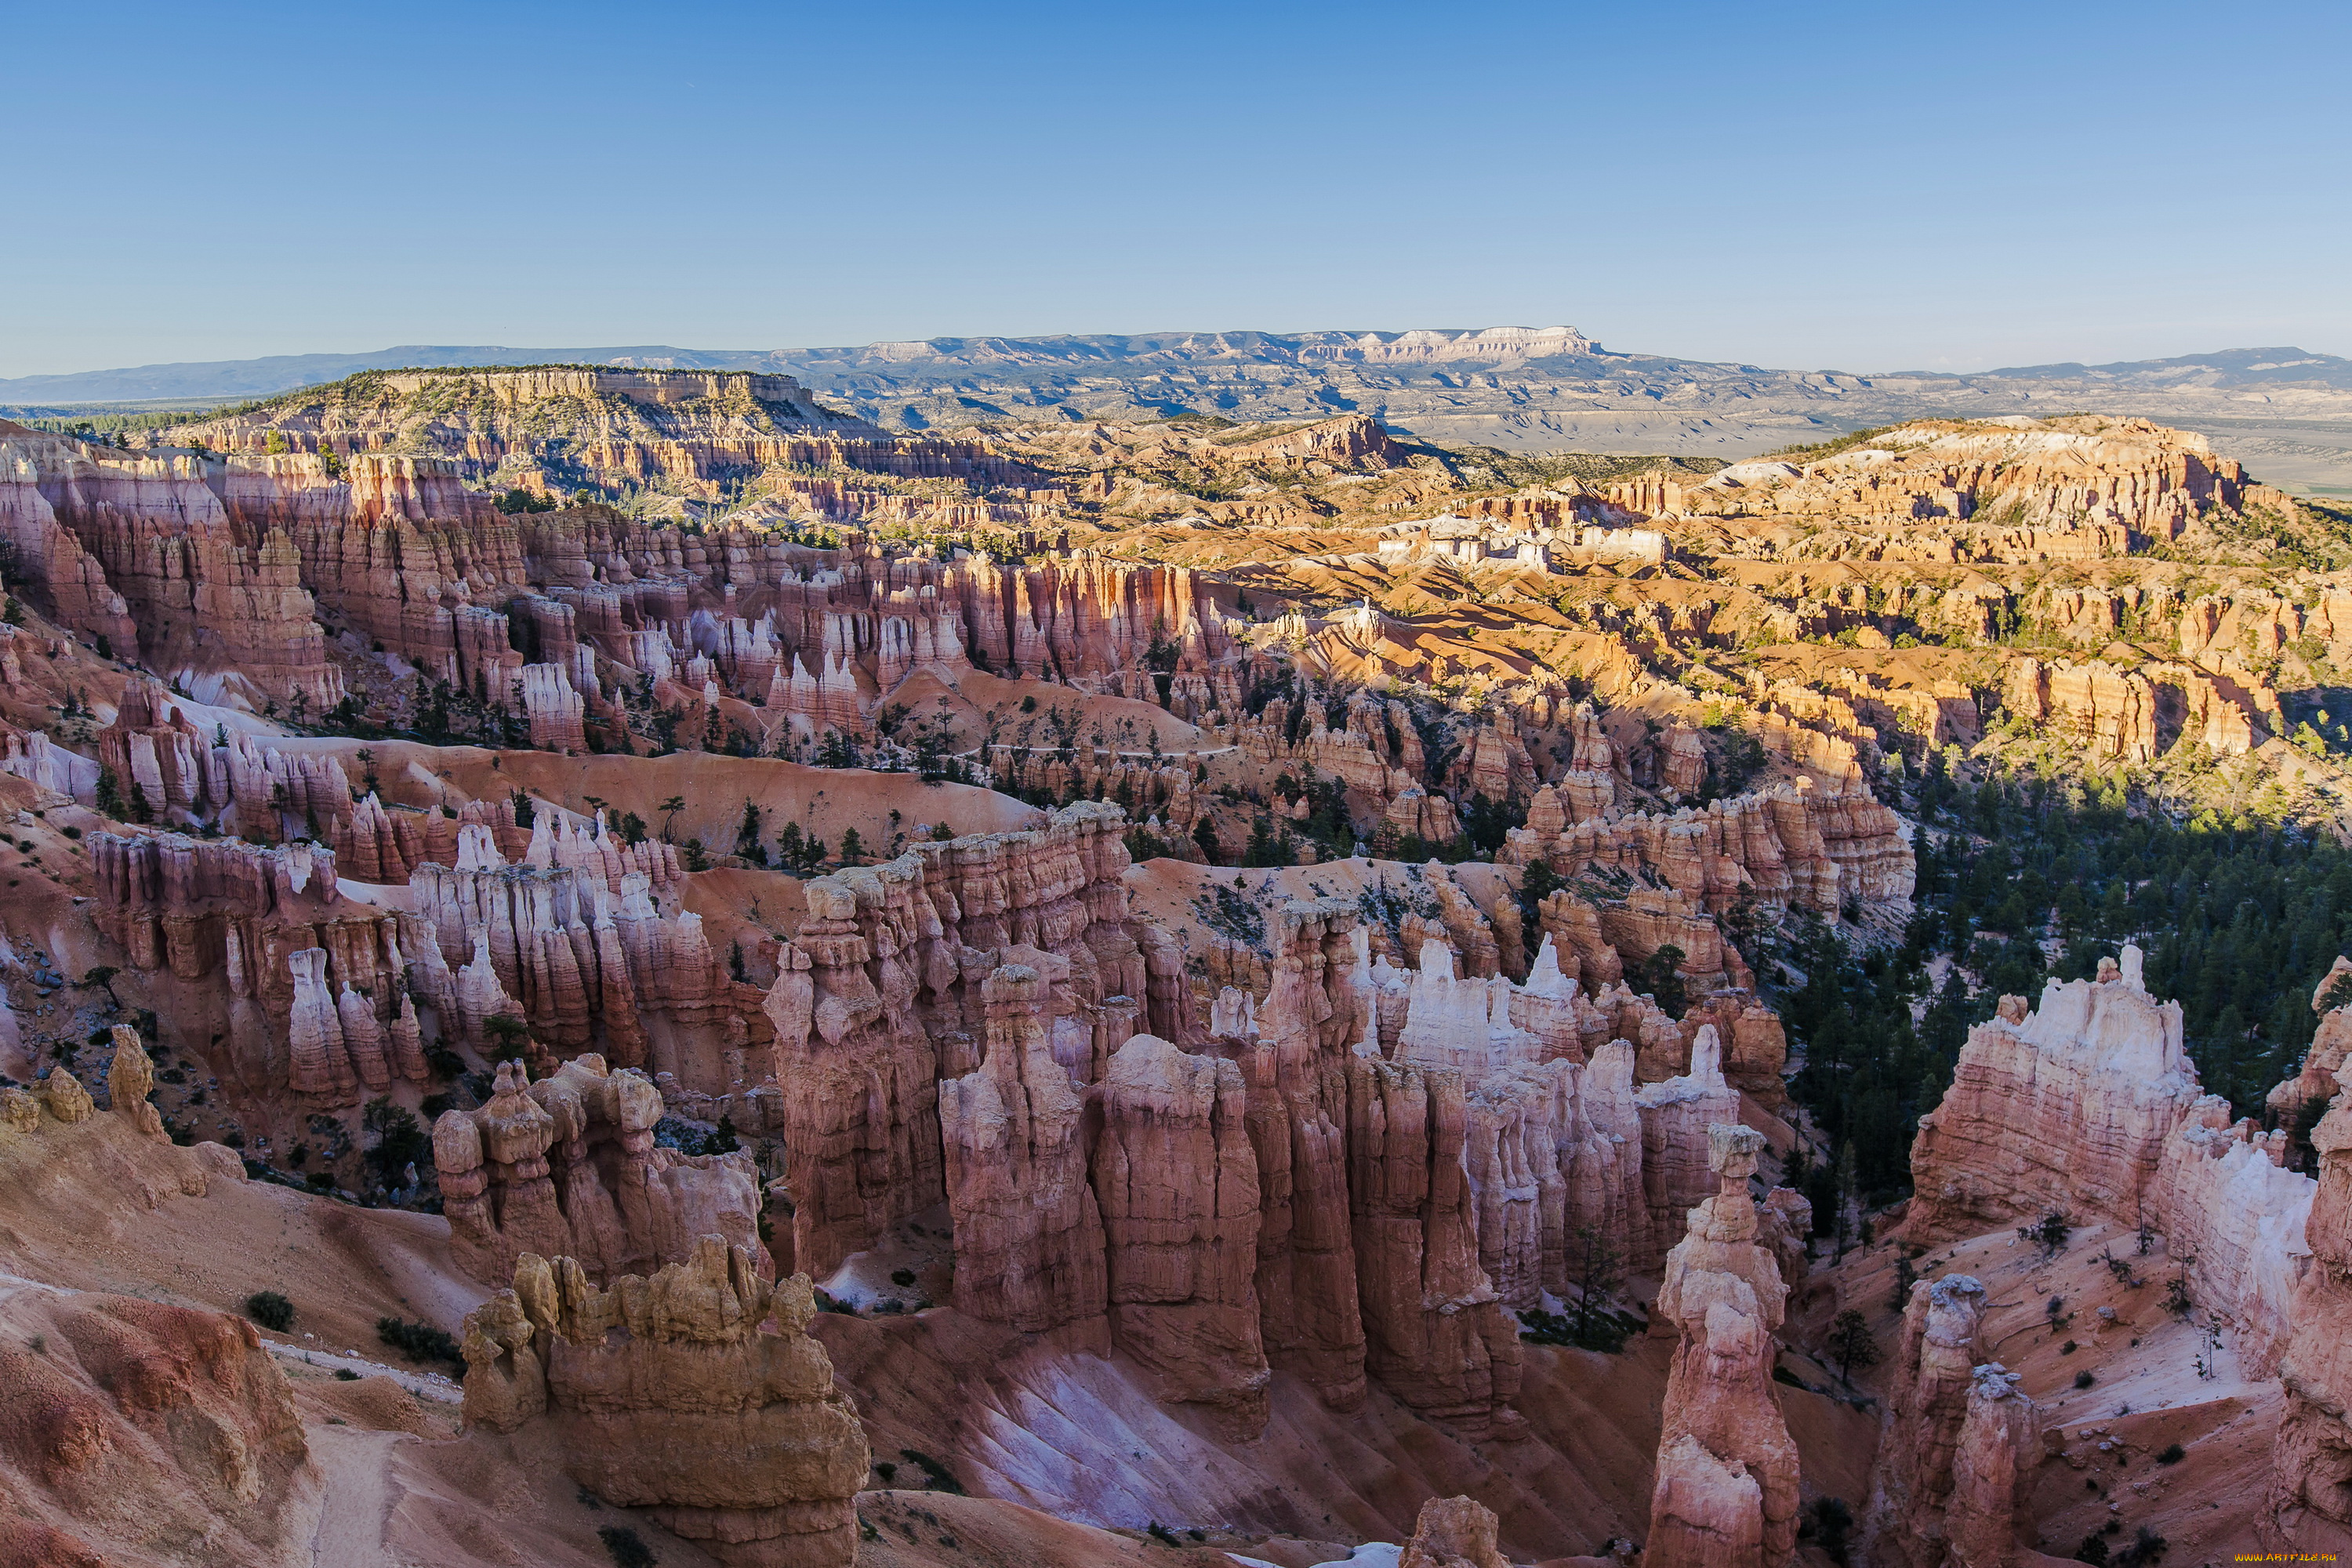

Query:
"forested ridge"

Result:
[[1771, 754, 2350, 1218]]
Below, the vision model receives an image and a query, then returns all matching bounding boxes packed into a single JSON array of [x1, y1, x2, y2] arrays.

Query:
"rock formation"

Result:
[[1879, 1273, 1986, 1526], [433, 1055, 766, 1287], [2268, 1058, 2352, 1552], [1399, 1494, 1511, 1568], [1504, 777, 1913, 919], [1347, 1051, 1526, 1439], [1244, 898, 1374, 1410], [1910, 945, 2315, 1374], [938, 961, 1109, 1334], [0, 1280, 312, 1566], [1646, 1124, 1798, 1568], [1091, 1031, 1269, 1433], [1944, 1365, 2044, 1568], [459, 1238, 869, 1567]]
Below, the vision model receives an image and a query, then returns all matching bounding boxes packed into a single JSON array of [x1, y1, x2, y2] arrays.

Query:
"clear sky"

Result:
[[3, 0, 2345, 379]]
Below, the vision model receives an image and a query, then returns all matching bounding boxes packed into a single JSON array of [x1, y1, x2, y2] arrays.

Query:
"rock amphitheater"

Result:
[[0, 383, 2342, 1565]]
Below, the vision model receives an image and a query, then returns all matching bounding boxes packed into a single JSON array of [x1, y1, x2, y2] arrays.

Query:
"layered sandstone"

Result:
[[764, 803, 1143, 1276], [459, 1238, 869, 1568], [1504, 778, 1913, 919], [433, 1055, 767, 1287], [1399, 1494, 1511, 1568], [1647, 1124, 1798, 1568], [938, 961, 1109, 1334], [2268, 1059, 2352, 1552], [1091, 1031, 1269, 1433], [1909, 946, 2317, 1373], [1347, 1051, 1526, 1439], [1909, 949, 2201, 1235], [0, 1278, 312, 1567], [1871, 1277, 2043, 1568]]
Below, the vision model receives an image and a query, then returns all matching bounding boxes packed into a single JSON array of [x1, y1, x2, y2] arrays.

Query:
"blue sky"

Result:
[[2, 0, 2344, 377]]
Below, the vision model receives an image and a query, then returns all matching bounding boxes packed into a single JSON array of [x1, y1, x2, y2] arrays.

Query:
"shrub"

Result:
[[890, 1269, 917, 1287], [1800, 1497, 1853, 1565], [2074, 1370, 2097, 1389], [334, 1368, 360, 1381], [377, 1316, 463, 1367], [597, 1525, 657, 1568], [898, 1447, 965, 1494], [2077, 1534, 2111, 1566], [2157, 1442, 2184, 1465], [244, 1291, 294, 1330], [2020, 1208, 2074, 1258]]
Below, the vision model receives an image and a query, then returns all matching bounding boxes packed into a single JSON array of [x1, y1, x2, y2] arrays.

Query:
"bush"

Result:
[[2074, 1370, 2097, 1389], [377, 1316, 463, 1367], [890, 1269, 917, 1288], [334, 1368, 360, 1381], [2020, 1208, 2074, 1258], [1799, 1497, 1853, 1566], [244, 1290, 295, 1331], [1518, 1303, 1633, 1354], [2157, 1442, 2184, 1465], [597, 1525, 656, 1568], [898, 1447, 965, 1494], [2077, 1534, 2111, 1566]]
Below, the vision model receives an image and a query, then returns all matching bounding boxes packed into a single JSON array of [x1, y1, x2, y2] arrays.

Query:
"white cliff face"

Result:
[[1911, 941, 2319, 1378], [1913, 946, 2213, 1234]]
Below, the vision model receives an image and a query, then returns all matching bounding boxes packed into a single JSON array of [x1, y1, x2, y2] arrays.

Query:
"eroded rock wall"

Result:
[[459, 1238, 869, 1568]]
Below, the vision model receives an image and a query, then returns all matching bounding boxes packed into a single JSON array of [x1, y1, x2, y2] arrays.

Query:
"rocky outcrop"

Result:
[[1504, 778, 1913, 919], [1647, 1124, 1798, 1568], [1091, 1031, 1269, 1434], [2271, 956, 2352, 1128], [0, 1279, 311, 1567], [1399, 1494, 1510, 1568], [433, 1056, 766, 1287], [459, 1238, 869, 1568], [1636, 1027, 1745, 1266], [1347, 1052, 1526, 1439], [1873, 1274, 1989, 1568], [0, 430, 342, 708], [1910, 946, 2317, 1374], [2268, 1060, 2352, 1552], [1244, 898, 1373, 1410], [1909, 949, 2201, 1236], [939, 962, 1109, 1335], [1945, 1366, 2044, 1568], [764, 803, 1143, 1276]]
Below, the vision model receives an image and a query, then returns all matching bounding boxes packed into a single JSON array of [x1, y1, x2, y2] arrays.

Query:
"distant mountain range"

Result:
[[10, 330, 2352, 490]]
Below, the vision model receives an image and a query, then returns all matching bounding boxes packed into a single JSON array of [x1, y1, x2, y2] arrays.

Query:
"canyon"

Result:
[[0, 379, 2345, 1568]]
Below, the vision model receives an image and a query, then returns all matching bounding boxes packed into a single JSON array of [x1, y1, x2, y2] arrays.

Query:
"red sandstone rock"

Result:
[[1503, 779, 1912, 919], [434, 1055, 766, 1287], [1399, 1494, 1510, 1568], [1347, 1052, 1526, 1439], [460, 1239, 868, 1568], [2268, 1062, 2352, 1552], [1244, 898, 1372, 1410], [1647, 1123, 1798, 1568], [1091, 1031, 1269, 1432], [1874, 1274, 1990, 1566], [939, 962, 1109, 1334]]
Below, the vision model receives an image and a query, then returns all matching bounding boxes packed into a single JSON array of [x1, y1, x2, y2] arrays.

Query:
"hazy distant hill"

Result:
[[11, 330, 2352, 490]]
